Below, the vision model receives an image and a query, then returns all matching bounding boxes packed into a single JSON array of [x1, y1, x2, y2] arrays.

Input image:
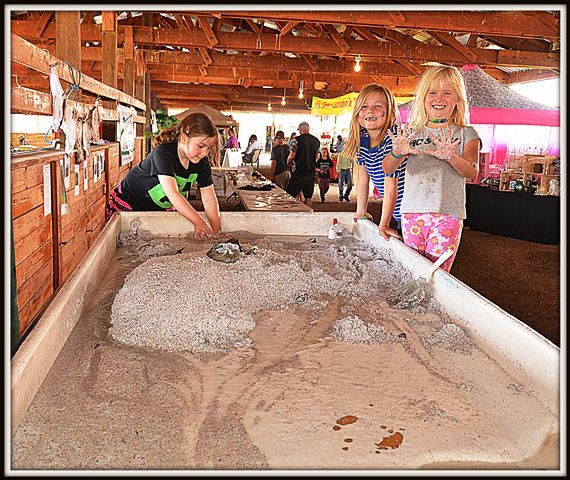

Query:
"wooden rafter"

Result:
[[280, 21, 298, 36], [466, 34, 478, 47], [9, 8, 562, 113], [198, 10, 559, 39], [245, 19, 260, 34], [353, 26, 377, 42], [197, 16, 218, 46], [323, 23, 353, 54], [428, 31, 478, 63], [35, 12, 54, 38], [197, 47, 213, 65]]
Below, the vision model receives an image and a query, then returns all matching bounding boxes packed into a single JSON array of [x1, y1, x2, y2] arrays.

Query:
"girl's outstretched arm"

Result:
[[378, 177, 401, 241], [354, 164, 371, 219], [200, 184, 222, 234], [158, 175, 215, 239]]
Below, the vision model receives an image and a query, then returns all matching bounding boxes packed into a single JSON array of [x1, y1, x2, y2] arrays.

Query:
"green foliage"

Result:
[[156, 109, 179, 131], [145, 109, 180, 140]]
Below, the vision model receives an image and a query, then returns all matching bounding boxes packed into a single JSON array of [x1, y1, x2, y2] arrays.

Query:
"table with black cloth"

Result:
[[465, 184, 560, 244]]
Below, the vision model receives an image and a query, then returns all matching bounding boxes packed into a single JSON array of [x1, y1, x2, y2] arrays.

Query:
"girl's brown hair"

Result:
[[344, 84, 399, 159], [153, 112, 220, 166]]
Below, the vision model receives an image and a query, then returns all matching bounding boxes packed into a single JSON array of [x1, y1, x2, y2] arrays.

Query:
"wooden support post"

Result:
[[144, 72, 152, 152], [135, 50, 146, 137], [101, 11, 118, 142], [55, 11, 81, 149], [55, 11, 81, 68], [123, 26, 135, 97]]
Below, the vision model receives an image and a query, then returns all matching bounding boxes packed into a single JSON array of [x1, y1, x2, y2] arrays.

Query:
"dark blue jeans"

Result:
[[338, 168, 353, 200]]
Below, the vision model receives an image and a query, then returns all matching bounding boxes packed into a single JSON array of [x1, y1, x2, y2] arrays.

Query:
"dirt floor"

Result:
[[219, 169, 562, 347]]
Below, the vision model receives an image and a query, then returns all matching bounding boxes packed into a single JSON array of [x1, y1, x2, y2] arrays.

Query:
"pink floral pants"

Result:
[[401, 213, 463, 272]]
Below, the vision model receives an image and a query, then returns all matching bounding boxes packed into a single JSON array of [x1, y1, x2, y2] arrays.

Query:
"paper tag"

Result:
[[83, 160, 88, 191], [74, 163, 80, 196], [43, 164, 52, 216]]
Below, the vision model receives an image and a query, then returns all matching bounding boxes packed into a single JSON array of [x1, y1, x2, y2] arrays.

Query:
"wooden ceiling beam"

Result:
[[280, 21, 298, 36], [35, 12, 54, 38], [352, 26, 378, 42], [197, 47, 212, 65], [323, 24, 351, 54], [141, 49, 412, 75], [144, 57, 413, 79], [195, 11, 559, 39], [480, 35, 553, 53], [135, 28, 559, 69], [466, 34, 478, 47], [428, 30, 478, 63], [366, 26, 424, 47], [528, 11, 560, 36], [301, 54, 319, 72], [11, 22, 559, 69], [196, 16, 218, 46], [393, 59, 423, 76], [502, 68, 561, 85], [245, 19, 260, 34], [147, 70, 416, 95]]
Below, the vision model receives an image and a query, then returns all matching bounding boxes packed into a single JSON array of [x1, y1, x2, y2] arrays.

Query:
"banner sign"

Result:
[[311, 92, 359, 115]]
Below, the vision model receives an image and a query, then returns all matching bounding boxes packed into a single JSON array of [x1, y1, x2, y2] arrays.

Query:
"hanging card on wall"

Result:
[[74, 163, 80, 196], [43, 164, 52, 216]]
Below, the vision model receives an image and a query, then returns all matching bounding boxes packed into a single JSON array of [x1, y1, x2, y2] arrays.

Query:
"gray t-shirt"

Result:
[[400, 125, 480, 220]]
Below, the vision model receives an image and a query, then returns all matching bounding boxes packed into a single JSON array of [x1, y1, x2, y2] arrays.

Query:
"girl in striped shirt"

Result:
[[344, 84, 406, 241]]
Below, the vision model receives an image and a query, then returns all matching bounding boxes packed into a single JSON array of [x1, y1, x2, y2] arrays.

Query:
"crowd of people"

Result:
[[107, 65, 480, 273]]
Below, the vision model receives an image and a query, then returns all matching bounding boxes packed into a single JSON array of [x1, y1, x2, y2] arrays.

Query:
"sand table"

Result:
[[11, 232, 559, 471]]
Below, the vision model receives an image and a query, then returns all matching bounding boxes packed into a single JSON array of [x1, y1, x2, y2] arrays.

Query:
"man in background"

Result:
[[270, 130, 291, 190], [285, 121, 321, 207]]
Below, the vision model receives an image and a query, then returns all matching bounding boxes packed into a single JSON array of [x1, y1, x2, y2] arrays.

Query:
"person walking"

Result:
[[316, 147, 334, 202], [270, 130, 291, 190], [285, 121, 321, 207], [336, 150, 353, 203]]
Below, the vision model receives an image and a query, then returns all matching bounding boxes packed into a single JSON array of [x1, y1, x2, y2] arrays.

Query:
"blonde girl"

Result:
[[107, 112, 223, 240], [383, 65, 480, 272], [344, 83, 406, 240]]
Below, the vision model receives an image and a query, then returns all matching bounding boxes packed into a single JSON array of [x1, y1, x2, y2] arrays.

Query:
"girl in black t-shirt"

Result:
[[316, 147, 334, 202], [107, 113, 223, 240]]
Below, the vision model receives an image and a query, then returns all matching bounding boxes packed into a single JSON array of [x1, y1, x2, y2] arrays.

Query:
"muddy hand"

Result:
[[387, 124, 420, 156], [193, 223, 216, 240], [428, 128, 460, 160], [379, 224, 402, 241]]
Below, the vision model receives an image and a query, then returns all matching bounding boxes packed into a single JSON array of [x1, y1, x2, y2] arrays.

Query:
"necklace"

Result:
[[429, 118, 448, 124]]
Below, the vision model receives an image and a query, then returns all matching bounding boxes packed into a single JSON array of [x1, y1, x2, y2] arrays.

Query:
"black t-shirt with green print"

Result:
[[119, 141, 213, 211]]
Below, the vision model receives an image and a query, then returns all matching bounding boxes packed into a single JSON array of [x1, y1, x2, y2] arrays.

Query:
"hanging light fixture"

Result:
[[298, 80, 304, 99], [354, 55, 362, 72], [267, 99, 272, 111], [281, 87, 287, 106]]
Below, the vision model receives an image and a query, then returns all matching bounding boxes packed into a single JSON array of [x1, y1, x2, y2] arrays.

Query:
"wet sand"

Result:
[[10, 233, 560, 471]]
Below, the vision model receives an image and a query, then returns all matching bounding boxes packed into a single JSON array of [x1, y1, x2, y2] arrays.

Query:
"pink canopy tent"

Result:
[[398, 65, 560, 176]]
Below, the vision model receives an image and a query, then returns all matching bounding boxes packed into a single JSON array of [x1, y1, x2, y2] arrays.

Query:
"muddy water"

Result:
[[10, 234, 559, 471]]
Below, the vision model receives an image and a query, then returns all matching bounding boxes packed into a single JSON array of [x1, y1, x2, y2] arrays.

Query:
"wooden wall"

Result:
[[11, 137, 145, 337]]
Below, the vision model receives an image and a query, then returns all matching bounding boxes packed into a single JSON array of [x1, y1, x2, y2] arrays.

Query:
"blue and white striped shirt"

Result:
[[356, 125, 407, 222]]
